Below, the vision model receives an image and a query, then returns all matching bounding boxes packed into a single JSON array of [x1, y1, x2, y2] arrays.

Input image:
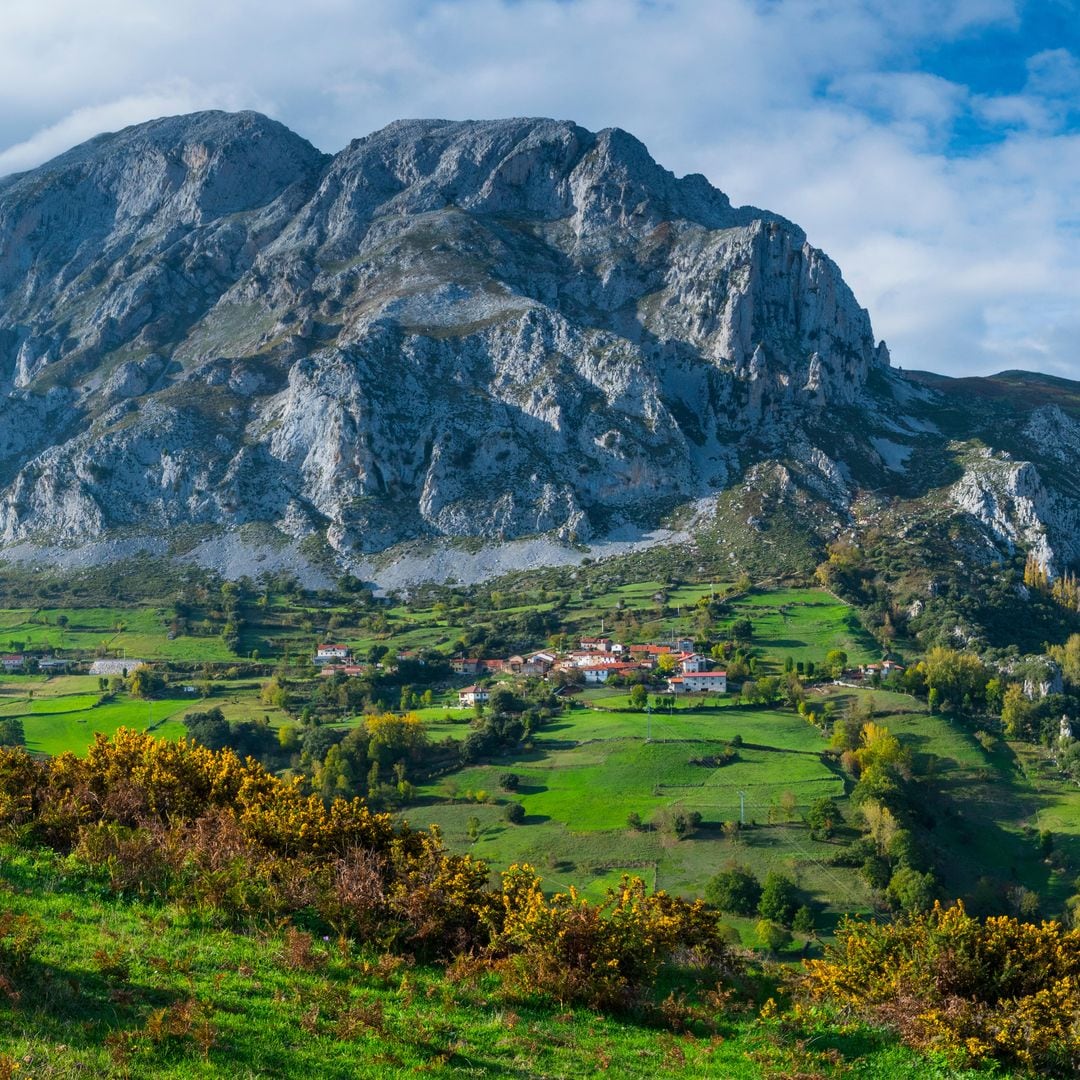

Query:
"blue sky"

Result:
[[0, 0, 1078, 379]]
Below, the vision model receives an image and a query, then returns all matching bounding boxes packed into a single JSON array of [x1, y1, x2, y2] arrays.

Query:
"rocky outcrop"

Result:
[[2, 110, 1078, 585], [949, 450, 1080, 575]]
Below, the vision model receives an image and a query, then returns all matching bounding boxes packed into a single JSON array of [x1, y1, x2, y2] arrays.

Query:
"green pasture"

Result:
[[0, 844, 987, 1080], [412, 695, 859, 906], [0, 605, 240, 661], [723, 589, 880, 669], [0, 669, 303, 755]]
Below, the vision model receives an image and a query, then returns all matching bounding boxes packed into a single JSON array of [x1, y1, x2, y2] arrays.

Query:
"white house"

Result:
[[458, 685, 490, 707], [667, 671, 727, 694], [581, 664, 613, 684], [581, 662, 639, 684], [679, 653, 712, 673], [315, 644, 350, 664]]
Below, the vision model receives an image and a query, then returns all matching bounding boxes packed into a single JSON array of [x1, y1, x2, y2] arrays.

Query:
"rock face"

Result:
[[0, 112, 888, 554], [0, 110, 1078, 585]]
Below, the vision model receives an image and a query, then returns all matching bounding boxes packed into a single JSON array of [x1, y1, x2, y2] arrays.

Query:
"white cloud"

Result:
[[0, 0, 1076, 379]]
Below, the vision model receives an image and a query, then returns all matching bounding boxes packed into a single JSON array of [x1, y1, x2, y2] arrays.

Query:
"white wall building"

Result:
[[667, 671, 727, 694]]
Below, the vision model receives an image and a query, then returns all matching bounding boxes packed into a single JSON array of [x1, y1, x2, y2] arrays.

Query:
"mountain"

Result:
[[0, 110, 1077, 612]]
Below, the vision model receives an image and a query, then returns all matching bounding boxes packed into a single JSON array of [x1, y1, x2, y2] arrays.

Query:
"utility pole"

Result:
[[646, 703, 652, 742], [738, 790, 746, 825]]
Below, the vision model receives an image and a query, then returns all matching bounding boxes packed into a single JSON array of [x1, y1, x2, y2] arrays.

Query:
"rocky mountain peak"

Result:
[[0, 110, 906, 569]]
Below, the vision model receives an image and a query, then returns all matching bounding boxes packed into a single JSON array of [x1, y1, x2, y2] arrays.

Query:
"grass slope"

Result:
[[0, 846, 1004, 1079]]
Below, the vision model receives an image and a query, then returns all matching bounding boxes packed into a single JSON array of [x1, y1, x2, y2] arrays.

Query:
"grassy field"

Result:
[[0, 674, 290, 757], [0, 845, 1003, 1079], [0, 606, 242, 662], [408, 694, 865, 914], [406, 677, 1079, 928], [1, 580, 1074, 931]]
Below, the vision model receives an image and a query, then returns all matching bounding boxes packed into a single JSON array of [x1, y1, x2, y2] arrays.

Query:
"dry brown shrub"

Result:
[[328, 847, 387, 937], [281, 926, 319, 971], [335, 997, 386, 1038]]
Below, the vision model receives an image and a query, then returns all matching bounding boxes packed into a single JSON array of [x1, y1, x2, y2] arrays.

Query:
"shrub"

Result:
[[755, 919, 792, 952], [800, 902, 1080, 1073], [504, 802, 525, 825], [0, 908, 41, 999], [495, 867, 739, 1010]]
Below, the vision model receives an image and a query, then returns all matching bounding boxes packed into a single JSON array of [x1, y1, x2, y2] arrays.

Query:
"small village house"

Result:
[[458, 685, 490, 707]]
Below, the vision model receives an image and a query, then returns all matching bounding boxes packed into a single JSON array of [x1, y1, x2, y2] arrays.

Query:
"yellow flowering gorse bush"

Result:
[[800, 900, 1080, 1072]]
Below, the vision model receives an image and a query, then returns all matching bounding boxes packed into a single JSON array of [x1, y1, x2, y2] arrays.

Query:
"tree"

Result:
[[504, 802, 525, 825], [365, 712, 429, 767], [706, 865, 761, 916], [656, 653, 678, 675], [922, 646, 989, 710], [629, 683, 649, 710], [824, 649, 848, 678], [0, 717, 25, 747], [466, 816, 481, 842], [1050, 633, 1080, 686], [1001, 683, 1033, 738], [792, 905, 816, 935], [806, 796, 842, 839], [886, 867, 936, 914], [758, 872, 799, 925], [184, 708, 230, 751], [755, 919, 792, 952], [260, 675, 291, 710], [128, 664, 164, 699]]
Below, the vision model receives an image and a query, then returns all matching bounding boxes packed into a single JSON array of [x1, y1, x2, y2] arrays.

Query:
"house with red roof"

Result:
[[667, 671, 727, 694]]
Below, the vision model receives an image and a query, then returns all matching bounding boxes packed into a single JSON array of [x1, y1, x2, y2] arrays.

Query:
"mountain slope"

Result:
[[0, 110, 1076, 606], [0, 112, 885, 552]]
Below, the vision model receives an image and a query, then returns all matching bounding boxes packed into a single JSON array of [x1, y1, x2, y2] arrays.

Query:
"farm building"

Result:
[[89, 659, 147, 676], [667, 671, 727, 694]]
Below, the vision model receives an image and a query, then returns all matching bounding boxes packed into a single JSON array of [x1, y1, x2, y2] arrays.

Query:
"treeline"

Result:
[[184, 684, 561, 811]]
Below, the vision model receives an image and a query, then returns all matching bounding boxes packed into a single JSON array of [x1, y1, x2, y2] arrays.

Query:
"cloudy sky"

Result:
[[1, 0, 1078, 379]]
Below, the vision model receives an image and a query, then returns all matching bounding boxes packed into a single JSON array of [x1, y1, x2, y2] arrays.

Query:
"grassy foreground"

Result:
[[0, 846, 999, 1080]]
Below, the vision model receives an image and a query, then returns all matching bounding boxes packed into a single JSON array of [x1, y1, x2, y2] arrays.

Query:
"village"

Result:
[[313, 634, 906, 708]]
